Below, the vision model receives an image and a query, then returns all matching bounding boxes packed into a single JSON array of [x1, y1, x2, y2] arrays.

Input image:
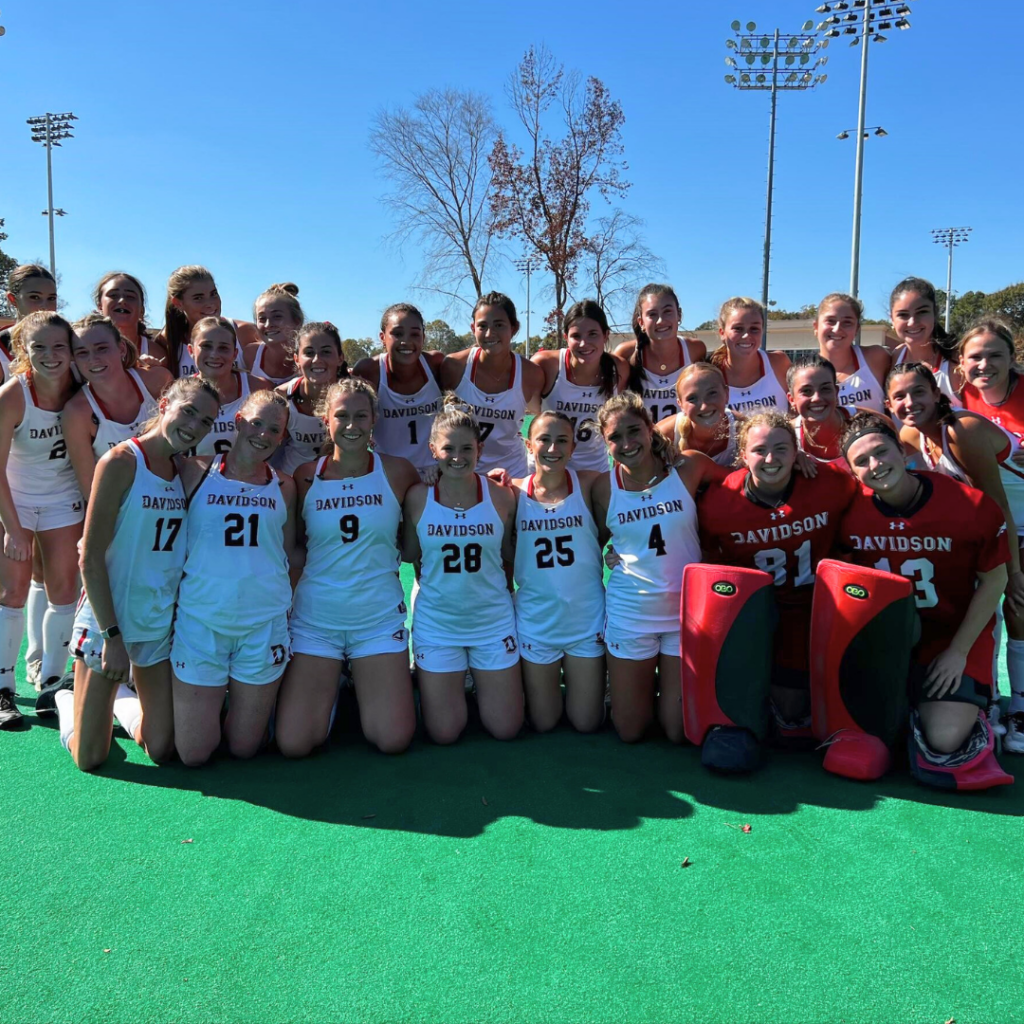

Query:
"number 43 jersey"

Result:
[[838, 472, 1009, 685]]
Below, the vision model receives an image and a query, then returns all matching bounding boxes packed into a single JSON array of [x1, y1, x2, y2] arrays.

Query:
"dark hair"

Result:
[[841, 411, 901, 456], [93, 271, 148, 343], [563, 299, 617, 399], [626, 283, 681, 395], [885, 361, 955, 427], [786, 354, 837, 392], [8, 263, 56, 297], [71, 312, 139, 371], [596, 390, 673, 469], [295, 321, 348, 379], [380, 302, 425, 333], [528, 409, 575, 439], [889, 276, 957, 359], [472, 292, 519, 333], [164, 265, 215, 376]]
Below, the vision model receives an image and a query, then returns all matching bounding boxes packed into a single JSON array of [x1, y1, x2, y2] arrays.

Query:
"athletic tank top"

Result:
[[892, 344, 961, 408], [453, 349, 528, 477], [639, 338, 691, 425], [542, 350, 612, 472], [835, 347, 886, 414], [178, 455, 291, 634], [274, 378, 326, 474], [674, 409, 739, 467], [960, 378, 1024, 442], [918, 413, 1024, 536], [83, 369, 160, 458], [374, 353, 442, 472], [727, 350, 790, 415], [177, 333, 246, 379], [194, 372, 251, 457], [8, 374, 81, 502], [513, 470, 604, 646], [104, 440, 188, 641], [604, 465, 700, 633], [251, 343, 294, 386], [414, 475, 516, 645], [293, 454, 405, 630]]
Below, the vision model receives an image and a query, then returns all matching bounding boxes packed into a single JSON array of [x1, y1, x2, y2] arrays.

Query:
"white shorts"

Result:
[[171, 608, 289, 687], [413, 632, 520, 674], [290, 611, 409, 662], [518, 630, 605, 665], [11, 489, 84, 532], [603, 622, 680, 662], [71, 596, 170, 670]]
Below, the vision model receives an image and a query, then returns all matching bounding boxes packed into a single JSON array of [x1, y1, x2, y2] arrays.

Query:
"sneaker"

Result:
[[26, 659, 42, 691], [0, 688, 23, 729], [1005, 712, 1024, 754], [988, 702, 1006, 738], [35, 672, 73, 716]]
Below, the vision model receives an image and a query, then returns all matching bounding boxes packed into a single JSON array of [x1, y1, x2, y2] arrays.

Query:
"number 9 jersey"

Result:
[[838, 472, 1009, 685]]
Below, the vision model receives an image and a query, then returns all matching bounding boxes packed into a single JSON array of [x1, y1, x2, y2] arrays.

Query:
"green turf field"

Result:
[[4, 568, 1023, 1024]]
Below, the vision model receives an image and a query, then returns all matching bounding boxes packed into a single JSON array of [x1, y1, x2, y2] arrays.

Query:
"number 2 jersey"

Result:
[[178, 454, 291, 635], [838, 472, 1009, 685], [698, 463, 858, 669]]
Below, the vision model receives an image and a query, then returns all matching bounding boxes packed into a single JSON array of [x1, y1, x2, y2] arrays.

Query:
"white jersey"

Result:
[[293, 454, 405, 630], [542, 350, 612, 472], [639, 338, 692, 425], [836, 347, 886, 414], [604, 465, 700, 633], [8, 374, 82, 503], [675, 409, 739, 467], [453, 348, 528, 477], [727, 350, 790, 415], [919, 413, 1024, 536], [374, 353, 441, 472], [194, 372, 251, 457], [99, 439, 188, 641], [414, 475, 516, 646], [0, 331, 11, 384], [274, 378, 326, 474], [83, 369, 160, 458], [251, 343, 294, 386], [892, 344, 961, 408], [513, 470, 604, 646], [178, 455, 291, 635]]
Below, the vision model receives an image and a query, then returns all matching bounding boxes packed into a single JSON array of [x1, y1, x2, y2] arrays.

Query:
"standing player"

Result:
[[172, 391, 298, 765], [814, 292, 889, 414], [353, 303, 443, 483], [591, 391, 725, 743], [40, 378, 220, 768], [512, 411, 607, 733], [840, 413, 1011, 789], [442, 293, 544, 478], [710, 297, 791, 415], [655, 362, 743, 466], [276, 378, 419, 756], [889, 277, 962, 404], [533, 300, 626, 472], [788, 356, 867, 467], [958, 317, 1024, 443], [245, 282, 303, 385], [93, 272, 160, 362], [614, 284, 706, 426], [403, 396, 522, 744], [0, 313, 83, 727]]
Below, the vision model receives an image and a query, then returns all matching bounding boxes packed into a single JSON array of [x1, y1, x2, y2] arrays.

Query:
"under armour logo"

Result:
[[544, 506, 556, 513], [484, 396, 497, 404], [740, 390, 752, 397], [582, 392, 594, 399], [340, 483, 355, 491], [164, 486, 176, 492], [889, 521, 907, 531], [770, 509, 788, 520], [175, 660, 186, 669], [641, 493, 653, 501]]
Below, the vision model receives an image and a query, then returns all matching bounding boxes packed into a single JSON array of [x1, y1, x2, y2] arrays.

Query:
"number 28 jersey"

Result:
[[838, 472, 1009, 685]]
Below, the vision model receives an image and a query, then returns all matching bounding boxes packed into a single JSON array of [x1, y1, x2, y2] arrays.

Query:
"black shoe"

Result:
[[35, 671, 74, 716], [0, 688, 23, 729], [701, 726, 762, 773]]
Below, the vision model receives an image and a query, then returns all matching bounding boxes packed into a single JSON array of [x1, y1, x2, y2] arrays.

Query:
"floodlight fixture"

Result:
[[28, 111, 78, 276], [930, 227, 973, 331]]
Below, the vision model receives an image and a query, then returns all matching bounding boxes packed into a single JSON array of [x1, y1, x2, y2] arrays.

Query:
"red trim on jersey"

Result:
[[129, 437, 152, 471], [961, 374, 1024, 441], [470, 347, 516, 390], [89, 371, 145, 423]]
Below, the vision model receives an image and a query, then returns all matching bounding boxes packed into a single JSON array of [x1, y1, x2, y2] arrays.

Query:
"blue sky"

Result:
[[2, 0, 1021, 337]]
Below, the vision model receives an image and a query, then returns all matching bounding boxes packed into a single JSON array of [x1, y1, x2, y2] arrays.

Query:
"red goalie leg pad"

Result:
[[908, 711, 1014, 791], [680, 563, 776, 746]]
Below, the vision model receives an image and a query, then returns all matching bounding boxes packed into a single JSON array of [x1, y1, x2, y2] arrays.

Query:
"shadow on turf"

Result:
[[56, 693, 1020, 837]]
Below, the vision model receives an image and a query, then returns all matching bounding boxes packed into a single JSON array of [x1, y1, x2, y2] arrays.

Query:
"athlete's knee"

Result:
[[277, 732, 315, 759], [176, 738, 216, 767], [72, 747, 108, 773], [922, 717, 974, 754], [659, 711, 685, 745], [484, 715, 522, 742], [567, 705, 603, 734], [425, 716, 466, 745], [1, 584, 30, 608], [144, 737, 176, 764], [612, 708, 651, 743], [528, 704, 561, 733], [372, 722, 415, 755]]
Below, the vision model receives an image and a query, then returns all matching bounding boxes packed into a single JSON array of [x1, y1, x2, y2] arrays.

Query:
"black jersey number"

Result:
[[478, 422, 495, 443], [441, 542, 482, 573], [647, 523, 667, 557], [339, 514, 359, 543], [224, 512, 259, 547], [568, 417, 593, 443], [48, 439, 67, 461], [151, 516, 182, 552], [213, 439, 233, 455], [534, 535, 575, 569], [407, 421, 418, 447], [649, 404, 677, 423]]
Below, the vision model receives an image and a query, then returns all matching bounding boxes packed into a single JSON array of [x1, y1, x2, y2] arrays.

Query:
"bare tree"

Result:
[[489, 45, 630, 329], [370, 89, 497, 313]]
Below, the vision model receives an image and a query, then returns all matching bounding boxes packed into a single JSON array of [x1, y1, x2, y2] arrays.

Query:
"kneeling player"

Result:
[[840, 413, 1013, 790]]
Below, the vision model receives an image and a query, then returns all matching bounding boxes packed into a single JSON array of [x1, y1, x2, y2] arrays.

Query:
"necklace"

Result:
[[659, 363, 668, 372]]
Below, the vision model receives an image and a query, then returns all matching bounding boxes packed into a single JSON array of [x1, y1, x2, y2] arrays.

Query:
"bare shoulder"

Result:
[[352, 356, 380, 387], [381, 453, 420, 496], [486, 477, 517, 517], [863, 344, 892, 376], [139, 364, 173, 397], [684, 336, 707, 362], [613, 339, 637, 360], [404, 480, 429, 519], [768, 350, 792, 373], [275, 470, 297, 502], [234, 321, 261, 347], [247, 372, 272, 392]]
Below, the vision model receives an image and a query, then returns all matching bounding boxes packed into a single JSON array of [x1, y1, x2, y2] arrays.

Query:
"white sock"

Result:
[[992, 602, 1004, 698], [55, 687, 75, 753], [0, 605, 25, 693], [1007, 638, 1024, 714], [25, 579, 46, 667], [113, 683, 142, 741], [41, 601, 77, 682]]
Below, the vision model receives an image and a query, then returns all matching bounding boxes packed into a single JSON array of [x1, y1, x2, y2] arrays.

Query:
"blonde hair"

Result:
[[164, 265, 215, 374], [72, 312, 139, 371], [315, 378, 379, 455], [430, 392, 482, 446], [958, 316, 1020, 366], [137, 376, 221, 435], [254, 282, 304, 333], [815, 292, 862, 326], [597, 390, 673, 468], [672, 361, 728, 452], [10, 311, 74, 376], [238, 389, 289, 420], [710, 296, 766, 370], [735, 410, 795, 466]]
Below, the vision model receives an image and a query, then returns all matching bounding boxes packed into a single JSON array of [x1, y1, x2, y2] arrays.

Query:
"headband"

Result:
[[840, 420, 900, 456]]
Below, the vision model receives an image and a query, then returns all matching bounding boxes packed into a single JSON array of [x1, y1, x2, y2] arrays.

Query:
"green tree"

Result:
[[935, 283, 1024, 336], [0, 221, 18, 320], [424, 319, 471, 354], [341, 338, 381, 365]]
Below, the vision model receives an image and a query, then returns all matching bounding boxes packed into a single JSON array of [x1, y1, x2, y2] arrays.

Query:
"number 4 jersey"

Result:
[[838, 472, 1009, 685]]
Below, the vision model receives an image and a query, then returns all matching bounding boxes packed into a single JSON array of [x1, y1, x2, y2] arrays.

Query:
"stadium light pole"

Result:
[[514, 255, 541, 357], [816, 0, 918, 298], [725, 19, 828, 345], [930, 226, 972, 331], [27, 112, 77, 277]]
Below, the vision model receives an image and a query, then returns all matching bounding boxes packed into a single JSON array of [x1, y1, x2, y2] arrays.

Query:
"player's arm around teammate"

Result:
[[402, 397, 523, 744], [511, 411, 608, 733], [171, 391, 296, 765], [275, 378, 419, 757], [655, 362, 744, 466], [66, 378, 220, 770]]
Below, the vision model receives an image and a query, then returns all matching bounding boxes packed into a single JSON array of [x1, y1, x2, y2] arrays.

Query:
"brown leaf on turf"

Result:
[[103, 949, 111, 953], [742, 824, 752, 834], [680, 857, 691, 868], [945, 1018, 955, 1024], [180, 839, 193, 844], [361, 814, 376, 820], [481, 797, 488, 806]]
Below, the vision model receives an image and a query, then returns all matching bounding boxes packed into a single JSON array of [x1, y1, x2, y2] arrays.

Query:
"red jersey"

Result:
[[838, 472, 1009, 685], [699, 463, 858, 668], [960, 376, 1024, 444]]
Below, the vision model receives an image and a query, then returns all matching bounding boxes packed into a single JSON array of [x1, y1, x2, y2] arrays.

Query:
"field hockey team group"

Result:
[[1, 262, 1020, 789]]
